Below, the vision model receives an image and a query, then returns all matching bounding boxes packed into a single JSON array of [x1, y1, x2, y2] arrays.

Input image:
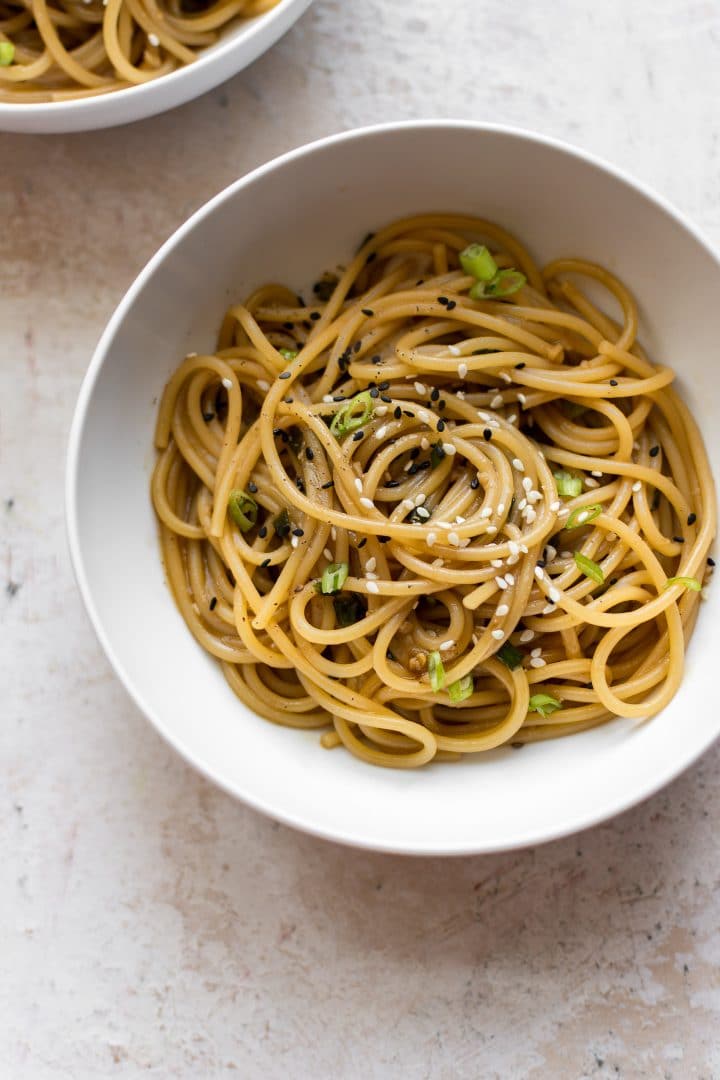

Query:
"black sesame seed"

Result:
[[303, 320, 312, 331], [649, 445, 660, 457], [483, 428, 492, 441], [386, 480, 400, 488], [438, 400, 447, 411], [366, 252, 377, 264], [431, 388, 440, 401], [418, 460, 431, 471], [261, 558, 271, 568], [357, 538, 367, 549], [708, 557, 716, 567], [353, 430, 364, 441], [408, 463, 420, 476], [437, 296, 449, 306], [380, 394, 392, 404], [688, 512, 697, 526], [410, 447, 421, 460], [515, 362, 526, 370], [470, 478, 480, 490], [353, 341, 362, 354], [672, 535, 684, 544], [403, 409, 413, 418], [369, 388, 379, 398], [321, 480, 334, 490], [378, 380, 390, 390], [283, 321, 295, 330], [305, 447, 314, 461], [209, 596, 217, 611], [378, 535, 391, 543], [387, 649, 396, 661], [296, 478, 306, 492], [279, 371, 291, 380], [362, 308, 374, 317], [333, 395, 346, 402], [537, 559, 546, 569], [394, 406, 402, 420], [292, 527, 304, 537], [310, 311, 321, 321], [284, 397, 293, 404], [273, 427, 282, 437], [610, 379, 618, 387], [203, 411, 215, 422], [247, 481, 258, 493], [437, 420, 446, 432], [446, 300, 457, 311], [258, 526, 268, 539], [371, 356, 382, 366]]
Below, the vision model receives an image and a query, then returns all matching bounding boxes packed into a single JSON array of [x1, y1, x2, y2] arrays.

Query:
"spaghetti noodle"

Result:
[[152, 213, 716, 768], [0, 0, 280, 102]]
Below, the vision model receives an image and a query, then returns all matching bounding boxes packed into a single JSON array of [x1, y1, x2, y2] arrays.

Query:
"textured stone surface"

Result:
[[2, 1, 720, 1075]]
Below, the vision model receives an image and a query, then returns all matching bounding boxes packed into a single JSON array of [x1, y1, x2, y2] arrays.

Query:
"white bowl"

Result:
[[0, 0, 312, 134], [67, 121, 720, 855]]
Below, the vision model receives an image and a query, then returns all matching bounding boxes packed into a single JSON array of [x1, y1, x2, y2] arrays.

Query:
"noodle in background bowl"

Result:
[[0, 0, 312, 134], [67, 122, 720, 855]]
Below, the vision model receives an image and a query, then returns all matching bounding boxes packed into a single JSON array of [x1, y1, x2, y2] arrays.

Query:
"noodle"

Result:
[[151, 213, 716, 769], [0, 0, 280, 102]]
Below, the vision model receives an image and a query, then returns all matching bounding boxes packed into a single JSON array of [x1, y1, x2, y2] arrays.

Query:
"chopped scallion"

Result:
[[427, 650, 446, 692], [459, 243, 498, 282], [484, 269, 527, 297], [0, 42, 14, 66], [320, 562, 349, 595], [227, 489, 258, 532], [273, 508, 291, 538], [497, 642, 524, 670], [333, 594, 366, 627], [665, 576, 702, 591], [448, 674, 474, 703], [528, 693, 562, 718], [330, 390, 374, 439], [279, 348, 298, 362], [554, 470, 583, 498], [565, 503, 602, 530], [574, 552, 605, 585]]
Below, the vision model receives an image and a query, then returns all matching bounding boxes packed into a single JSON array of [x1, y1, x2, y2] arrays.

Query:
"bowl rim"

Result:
[[0, 0, 309, 122], [66, 119, 720, 855]]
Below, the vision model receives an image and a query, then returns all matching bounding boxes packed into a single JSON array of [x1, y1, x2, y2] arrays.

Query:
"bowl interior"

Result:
[[68, 123, 720, 853]]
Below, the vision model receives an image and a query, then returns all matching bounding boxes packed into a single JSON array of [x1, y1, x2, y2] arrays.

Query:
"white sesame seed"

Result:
[[520, 543, 529, 554], [490, 394, 504, 409], [359, 497, 374, 510], [375, 405, 388, 416], [448, 531, 460, 546], [414, 493, 426, 506], [548, 586, 561, 603], [512, 458, 525, 472], [416, 507, 431, 519], [497, 503, 505, 515], [426, 532, 437, 547], [323, 548, 332, 560], [491, 558, 503, 568], [421, 437, 430, 450], [402, 498, 414, 511], [323, 394, 334, 403], [471, 633, 478, 645], [519, 629, 535, 643], [291, 536, 299, 549], [542, 604, 556, 615], [365, 557, 376, 573], [557, 507, 569, 518], [500, 372, 512, 383], [478, 412, 490, 422], [545, 544, 557, 561], [331, 527, 337, 540], [527, 490, 543, 504], [418, 410, 430, 424], [561, 550, 572, 559], [455, 516, 465, 524], [534, 567, 545, 581], [531, 647, 542, 658], [375, 425, 388, 440], [592, 470, 603, 478], [448, 344, 461, 357], [524, 507, 537, 524], [522, 476, 533, 492], [366, 581, 379, 594], [632, 481, 642, 492], [518, 498, 527, 511], [495, 576, 508, 590], [354, 478, 363, 493], [456, 391, 466, 400], [504, 573, 515, 586], [577, 510, 589, 524], [486, 525, 498, 535], [439, 640, 455, 651], [481, 507, 493, 519], [414, 382, 426, 396], [221, 377, 233, 389], [366, 571, 378, 580], [496, 604, 509, 616], [491, 629, 505, 640], [550, 501, 561, 513], [458, 362, 468, 379], [506, 553, 519, 565], [436, 521, 452, 529], [257, 380, 270, 391], [517, 393, 527, 406], [432, 558, 444, 568], [443, 442, 456, 456], [507, 414, 518, 424], [508, 541, 520, 556], [585, 477, 599, 489], [530, 657, 547, 668]]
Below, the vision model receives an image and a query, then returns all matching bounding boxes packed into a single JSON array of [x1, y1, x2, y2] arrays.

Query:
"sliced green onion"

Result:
[[274, 508, 291, 538], [448, 674, 474, 703], [574, 552, 605, 585], [330, 390, 374, 439], [528, 693, 562, 718], [554, 470, 583, 498], [227, 489, 258, 532], [279, 348, 297, 362], [459, 243, 498, 283], [497, 642, 524, 670], [0, 42, 14, 66], [665, 576, 702, 591], [565, 503, 602, 530], [430, 442, 446, 469], [484, 269, 527, 297], [333, 594, 366, 627], [320, 562, 349, 595], [428, 650, 446, 692]]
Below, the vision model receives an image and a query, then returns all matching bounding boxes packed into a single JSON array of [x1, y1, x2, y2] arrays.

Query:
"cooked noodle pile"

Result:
[[152, 213, 716, 768], [0, 0, 280, 102]]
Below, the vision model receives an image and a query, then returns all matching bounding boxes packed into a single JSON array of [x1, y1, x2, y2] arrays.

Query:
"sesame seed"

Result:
[[491, 629, 505, 641], [496, 604, 509, 617], [486, 526, 498, 535], [414, 382, 426, 396], [527, 490, 542, 503], [148, 32, 160, 46], [497, 503, 505, 515], [418, 410, 430, 424], [522, 476, 533, 492], [495, 576, 508, 590], [500, 372, 512, 383], [592, 470, 603, 477], [366, 571, 378, 580], [506, 553, 519, 565], [491, 559, 503, 568], [517, 393, 527, 406], [354, 478, 363, 493], [331, 527, 337, 540], [416, 506, 431, 519], [548, 586, 561, 603], [458, 363, 468, 379], [421, 437, 430, 450], [512, 458, 525, 472], [439, 640, 455, 651], [402, 499, 415, 511], [448, 345, 461, 356], [632, 481, 642, 492], [291, 536, 299, 548], [364, 556, 377, 573], [323, 548, 332, 560], [366, 581, 379, 594], [688, 513, 697, 526], [414, 493, 426, 506], [518, 498, 527, 511], [550, 500, 561, 513], [359, 497, 374, 509], [530, 657, 547, 669], [221, 377, 233, 389], [542, 604, 556, 615], [585, 477, 599, 489], [520, 543, 529, 554], [448, 531, 461, 546], [375, 406, 388, 417], [524, 507, 537, 524], [481, 507, 493, 519], [279, 371, 291, 380], [323, 394, 334, 403], [504, 573, 515, 586], [508, 541, 520, 556], [519, 629, 534, 643], [443, 443, 456, 456], [577, 510, 589, 524], [534, 567, 545, 581], [426, 532, 437, 546], [490, 394, 504, 409], [257, 380, 270, 391]]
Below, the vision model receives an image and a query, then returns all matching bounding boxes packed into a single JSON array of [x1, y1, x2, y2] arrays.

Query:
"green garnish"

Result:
[[279, 348, 298, 362], [227, 489, 258, 532], [554, 470, 583, 498], [459, 243, 498, 282], [330, 390, 374, 439], [483, 269, 527, 297], [430, 442, 446, 468], [0, 42, 14, 66], [497, 642, 524, 670], [565, 503, 602, 530], [273, 508, 291, 538], [428, 650, 446, 692], [448, 674, 474, 703], [320, 562, 349, 595], [333, 594, 366, 627], [665, 576, 702, 591], [528, 693, 562, 718], [574, 552, 605, 585]]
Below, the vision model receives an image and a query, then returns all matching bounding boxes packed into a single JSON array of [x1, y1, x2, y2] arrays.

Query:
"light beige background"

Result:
[[2, 1, 720, 1076]]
